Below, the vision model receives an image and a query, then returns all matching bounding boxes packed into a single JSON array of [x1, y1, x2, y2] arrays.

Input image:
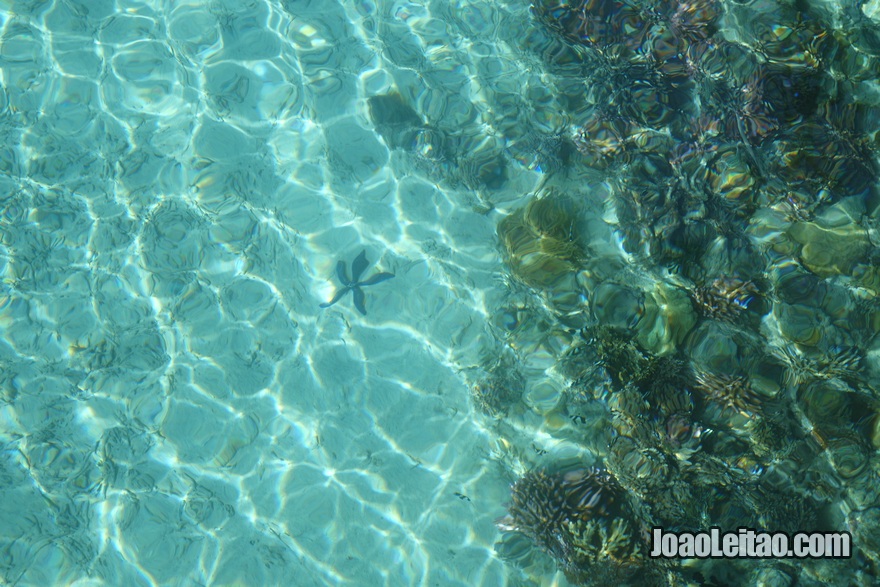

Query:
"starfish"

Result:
[[319, 250, 394, 315]]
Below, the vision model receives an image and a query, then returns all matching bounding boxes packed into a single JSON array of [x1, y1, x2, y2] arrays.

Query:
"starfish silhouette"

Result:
[[319, 250, 394, 315]]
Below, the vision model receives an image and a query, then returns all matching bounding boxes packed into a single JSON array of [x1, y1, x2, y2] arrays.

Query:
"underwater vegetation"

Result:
[[496, 467, 662, 585], [485, 0, 880, 584], [473, 351, 526, 418], [690, 276, 763, 325]]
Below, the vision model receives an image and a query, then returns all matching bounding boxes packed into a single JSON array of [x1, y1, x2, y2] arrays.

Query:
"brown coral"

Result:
[[497, 468, 623, 558], [694, 370, 763, 415], [691, 276, 759, 323]]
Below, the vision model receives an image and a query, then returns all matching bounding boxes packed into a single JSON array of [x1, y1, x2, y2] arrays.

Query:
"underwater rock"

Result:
[[573, 112, 632, 169], [686, 320, 771, 385], [758, 64, 824, 122], [614, 66, 692, 129], [706, 146, 757, 207], [825, 433, 870, 480], [635, 281, 697, 356], [507, 131, 574, 174], [771, 121, 877, 200], [458, 138, 508, 190], [661, 409, 704, 457], [411, 127, 450, 163], [590, 282, 644, 332], [368, 92, 424, 150], [531, 0, 652, 55], [498, 189, 590, 320], [668, 0, 720, 42], [787, 218, 870, 278], [499, 190, 587, 287], [796, 379, 860, 432], [846, 506, 880, 564], [610, 175, 717, 271]]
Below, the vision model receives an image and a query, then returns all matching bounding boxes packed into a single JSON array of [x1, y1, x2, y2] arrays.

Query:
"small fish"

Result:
[[319, 250, 394, 315]]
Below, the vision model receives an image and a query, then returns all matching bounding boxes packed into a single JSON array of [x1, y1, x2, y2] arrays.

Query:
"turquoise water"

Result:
[[0, 0, 534, 585], [3, 0, 880, 585], [0, 0, 554, 585]]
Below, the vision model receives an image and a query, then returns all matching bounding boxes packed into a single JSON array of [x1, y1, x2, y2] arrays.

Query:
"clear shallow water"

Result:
[[0, 0, 564, 585], [4, 0, 880, 585]]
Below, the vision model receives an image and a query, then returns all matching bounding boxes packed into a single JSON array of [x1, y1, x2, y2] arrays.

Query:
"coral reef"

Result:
[[496, 467, 662, 585], [486, 0, 880, 583]]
